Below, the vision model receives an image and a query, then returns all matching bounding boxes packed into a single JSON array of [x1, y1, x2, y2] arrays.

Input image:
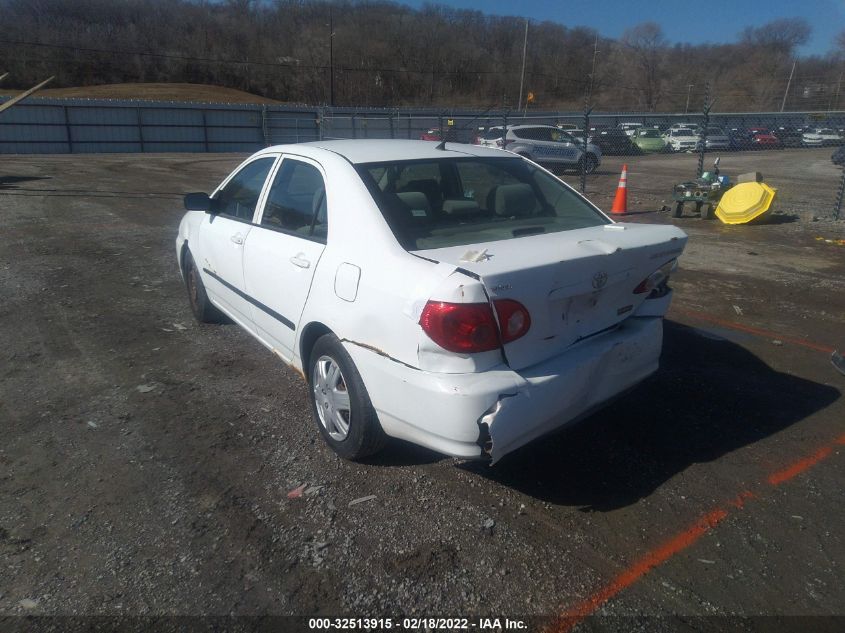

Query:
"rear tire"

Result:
[[183, 249, 224, 323], [700, 204, 713, 220], [672, 201, 684, 218], [308, 334, 387, 460]]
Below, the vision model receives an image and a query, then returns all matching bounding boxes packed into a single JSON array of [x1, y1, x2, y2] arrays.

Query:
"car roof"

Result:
[[256, 139, 508, 164], [506, 124, 557, 130]]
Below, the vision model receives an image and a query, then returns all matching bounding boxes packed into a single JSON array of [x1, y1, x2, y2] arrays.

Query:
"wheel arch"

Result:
[[298, 321, 335, 379]]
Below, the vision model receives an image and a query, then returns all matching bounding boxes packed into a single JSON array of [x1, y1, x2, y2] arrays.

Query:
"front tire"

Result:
[[308, 334, 386, 460]]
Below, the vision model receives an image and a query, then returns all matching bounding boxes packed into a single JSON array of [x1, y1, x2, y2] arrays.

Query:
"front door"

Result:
[[199, 156, 277, 326]]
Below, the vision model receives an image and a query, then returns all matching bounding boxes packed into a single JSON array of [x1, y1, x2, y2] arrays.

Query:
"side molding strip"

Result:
[[203, 268, 295, 331]]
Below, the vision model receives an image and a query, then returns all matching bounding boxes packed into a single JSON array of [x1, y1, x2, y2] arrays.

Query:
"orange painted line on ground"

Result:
[[551, 509, 729, 633], [675, 308, 835, 354], [552, 433, 845, 632], [767, 446, 833, 486]]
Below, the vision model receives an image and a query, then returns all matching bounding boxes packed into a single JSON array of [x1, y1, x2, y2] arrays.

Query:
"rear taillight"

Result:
[[634, 260, 677, 295], [420, 302, 500, 353], [493, 299, 531, 343], [419, 299, 531, 353]]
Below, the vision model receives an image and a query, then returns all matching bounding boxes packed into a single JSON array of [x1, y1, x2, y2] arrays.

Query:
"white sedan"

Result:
[[802, 128, 843, 147], [176, 140, 687, 462]]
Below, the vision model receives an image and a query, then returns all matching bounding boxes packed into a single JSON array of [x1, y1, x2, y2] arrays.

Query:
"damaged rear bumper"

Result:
[[343, 316, 664, 463]]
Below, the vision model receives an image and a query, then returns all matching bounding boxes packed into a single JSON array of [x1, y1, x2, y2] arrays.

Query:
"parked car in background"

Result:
[[667, 123, 698, 133], [729, 128, 756, 151], [419, 128, 441, 141], [697, 126, 730, 151], [420, 127, 480, 144], [632, 128, 668, 153], [618, 122, 643, 137], [803, 128, 844, 147], [772, 126, 804, 148], [176, 139, 687, 462], [591, 128, 638, 155], [477, 124, 602, 173], [750, 130, 782, 150], [666, 128, 700, 152]]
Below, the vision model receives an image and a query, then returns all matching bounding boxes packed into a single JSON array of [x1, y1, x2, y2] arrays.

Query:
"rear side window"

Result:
[[356, 157, 609, 250], [261, 159, 327, 242], [214, 158, 275, 221]]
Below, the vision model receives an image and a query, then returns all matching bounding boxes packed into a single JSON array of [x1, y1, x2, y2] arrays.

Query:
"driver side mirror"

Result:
[[184, 192, 214, 213]]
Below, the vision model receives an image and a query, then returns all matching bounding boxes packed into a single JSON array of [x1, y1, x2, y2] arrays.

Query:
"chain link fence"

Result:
[[318, 107, 845, 222], [2, 93, 842, 221]]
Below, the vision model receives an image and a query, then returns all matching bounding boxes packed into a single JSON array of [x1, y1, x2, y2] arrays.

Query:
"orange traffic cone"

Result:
[[610, 164, 628, 215]]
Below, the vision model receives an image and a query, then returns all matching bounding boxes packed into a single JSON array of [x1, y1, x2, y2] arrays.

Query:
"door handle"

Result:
[[230, 233, 244, 245], [289, 254, 310, 269]]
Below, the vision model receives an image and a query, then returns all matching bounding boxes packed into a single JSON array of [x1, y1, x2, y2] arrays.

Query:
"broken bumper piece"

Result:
[[343, 316, 663, 463]]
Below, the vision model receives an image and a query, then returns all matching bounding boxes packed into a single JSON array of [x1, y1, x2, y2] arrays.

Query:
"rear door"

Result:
[[242, 156, 328, 361], [199, 155, 277, 325]]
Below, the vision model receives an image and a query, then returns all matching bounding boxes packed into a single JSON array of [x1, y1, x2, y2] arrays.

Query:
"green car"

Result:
[[633, 128, 668, 153]]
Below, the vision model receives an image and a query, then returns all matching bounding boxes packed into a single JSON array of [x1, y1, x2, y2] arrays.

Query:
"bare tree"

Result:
[[619, 22, 666, 111]]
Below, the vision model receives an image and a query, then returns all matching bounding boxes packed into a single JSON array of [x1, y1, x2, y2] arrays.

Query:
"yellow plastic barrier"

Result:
[[715, 182, 777, 225]]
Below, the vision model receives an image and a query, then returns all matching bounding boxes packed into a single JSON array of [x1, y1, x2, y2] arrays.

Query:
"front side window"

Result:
[[356, 157, 609, 250], [214, 157, 276, 221], [261, 158, 327, 242]]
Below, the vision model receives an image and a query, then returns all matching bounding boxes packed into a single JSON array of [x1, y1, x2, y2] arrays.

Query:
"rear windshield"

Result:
[[482, 127, 503, 140], [356, 157, 609, 250]]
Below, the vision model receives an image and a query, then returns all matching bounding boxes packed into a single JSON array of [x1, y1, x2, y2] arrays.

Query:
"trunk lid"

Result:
[[415, 222, 687, 370]]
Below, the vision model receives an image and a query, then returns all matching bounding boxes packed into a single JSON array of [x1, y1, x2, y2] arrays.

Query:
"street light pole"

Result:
[[517, 19, 528, 112], [780, 59, 796, 112], [329, 5, 335, 107], [684, 84, 693, 114], [587, 34, 599, 104]]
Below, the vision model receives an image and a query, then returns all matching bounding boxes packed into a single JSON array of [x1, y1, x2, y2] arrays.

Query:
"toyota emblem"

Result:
[[592, 271, 608, 289]]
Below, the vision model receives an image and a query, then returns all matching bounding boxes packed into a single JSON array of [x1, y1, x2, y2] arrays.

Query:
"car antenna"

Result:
[[435, 140, 447, 151]]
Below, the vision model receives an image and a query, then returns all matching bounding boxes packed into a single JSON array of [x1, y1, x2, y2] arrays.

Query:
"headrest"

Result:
[[442, 199, 480, 216], [395, 191, 431, 220], [492, 183, 537, 217]]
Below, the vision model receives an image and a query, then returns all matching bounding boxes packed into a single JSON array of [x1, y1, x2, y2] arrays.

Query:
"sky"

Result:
[[399, 0, 842, 57]]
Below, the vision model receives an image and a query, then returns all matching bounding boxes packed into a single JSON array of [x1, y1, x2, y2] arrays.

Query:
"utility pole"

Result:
[[780, 59, 796, 112], [329, 5, 335, 107], [586, 34, 599, 104], [834, 71, 843, 112], [684, 84, 694, 114], [517, 19, 529, 112]]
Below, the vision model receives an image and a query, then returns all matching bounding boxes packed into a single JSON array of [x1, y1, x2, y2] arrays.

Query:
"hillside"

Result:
[[0, 83, 284, 104]]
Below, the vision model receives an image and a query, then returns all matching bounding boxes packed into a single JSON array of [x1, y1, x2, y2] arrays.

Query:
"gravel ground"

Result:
[[1, 150, 844, 632]]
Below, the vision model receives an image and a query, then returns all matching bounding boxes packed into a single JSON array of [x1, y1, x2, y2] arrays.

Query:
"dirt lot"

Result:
[[1, 149, 844, 632]]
